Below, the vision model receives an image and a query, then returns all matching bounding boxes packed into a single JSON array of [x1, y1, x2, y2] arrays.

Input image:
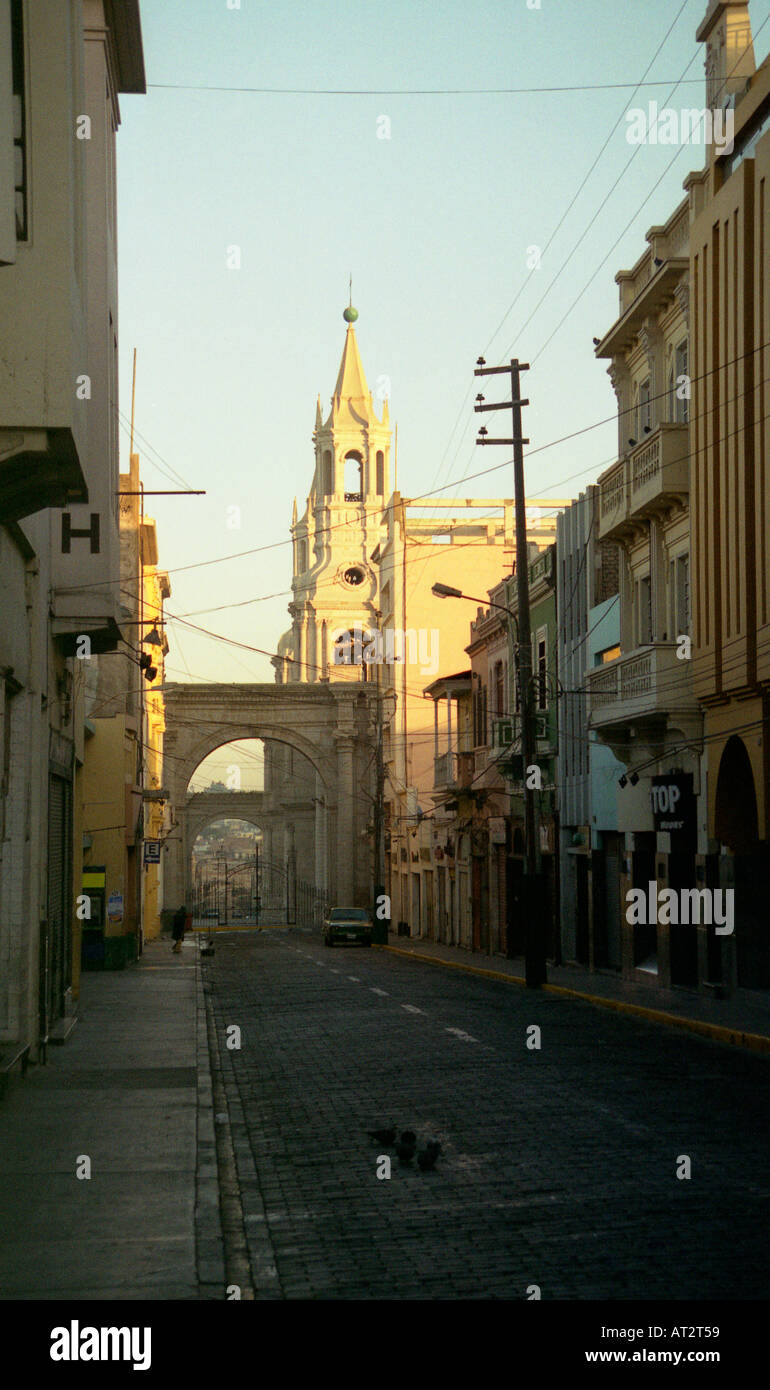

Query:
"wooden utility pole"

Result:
[[474, 356, 546, 986]]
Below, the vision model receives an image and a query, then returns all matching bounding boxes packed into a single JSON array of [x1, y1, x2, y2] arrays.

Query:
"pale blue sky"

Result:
[[115, 0, 770, 688]]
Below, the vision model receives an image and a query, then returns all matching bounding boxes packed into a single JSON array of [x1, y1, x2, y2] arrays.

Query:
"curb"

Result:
[[376, 943, 770, 1057], [194, 949, 227, 1297]]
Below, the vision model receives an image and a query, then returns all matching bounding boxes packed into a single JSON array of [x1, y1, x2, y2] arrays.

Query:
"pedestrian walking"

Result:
[[172, 904, 187, 954]]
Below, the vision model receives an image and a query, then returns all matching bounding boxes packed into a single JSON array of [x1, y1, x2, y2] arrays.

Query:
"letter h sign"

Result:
[[61, 512, 100, 554]]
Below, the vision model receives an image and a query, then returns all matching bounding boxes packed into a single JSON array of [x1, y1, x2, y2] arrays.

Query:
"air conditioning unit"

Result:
[[493, 714, 549, 747], [493, 717, 515, 748]]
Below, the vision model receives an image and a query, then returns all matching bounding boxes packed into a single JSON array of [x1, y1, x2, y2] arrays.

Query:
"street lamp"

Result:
[[431, 579, 545, 986], [432, 582, 519, 639]]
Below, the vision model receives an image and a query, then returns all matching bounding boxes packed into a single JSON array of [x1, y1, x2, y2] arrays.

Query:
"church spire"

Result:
[[332, 301, 369, 411]]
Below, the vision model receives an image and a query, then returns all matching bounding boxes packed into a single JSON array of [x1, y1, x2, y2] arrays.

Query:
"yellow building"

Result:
[[80, 453, 170, 967], [685, 0, 770, 988], [141, 558, 171, 941]]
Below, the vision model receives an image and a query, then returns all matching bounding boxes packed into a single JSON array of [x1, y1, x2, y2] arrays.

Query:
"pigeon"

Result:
[[417, 1142, 441, 1171], [399, 1130, 417, 1145], [368, 1127, 397, 1145], [395, 1139, 416, 1163]]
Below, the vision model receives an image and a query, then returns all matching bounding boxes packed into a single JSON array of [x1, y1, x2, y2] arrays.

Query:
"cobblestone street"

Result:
[[204, 929, 770, 1301]]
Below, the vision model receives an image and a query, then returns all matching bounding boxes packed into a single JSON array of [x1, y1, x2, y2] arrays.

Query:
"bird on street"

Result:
[[395, 1139, 416, 1163], [368, 1127, 397, 1144], [399, 1130, 417, 1145], [417, 1144, 440, 1171]]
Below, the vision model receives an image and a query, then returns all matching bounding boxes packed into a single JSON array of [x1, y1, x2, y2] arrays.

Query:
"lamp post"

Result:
[[432, 580, 546, 986], [372, 649, 398, 944]]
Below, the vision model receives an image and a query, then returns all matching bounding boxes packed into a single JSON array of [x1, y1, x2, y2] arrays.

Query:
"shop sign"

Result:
[[650, 773, 695, 837]]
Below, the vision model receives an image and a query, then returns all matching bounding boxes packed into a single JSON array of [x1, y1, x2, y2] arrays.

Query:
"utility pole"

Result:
[[255, 839, 260, 926], [474, 356, 546, 987], [372, 652, 388, 942]]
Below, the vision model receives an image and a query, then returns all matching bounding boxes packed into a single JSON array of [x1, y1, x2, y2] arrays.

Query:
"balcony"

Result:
[[597, 424, 689, 542], [0, 427, 88, 526], [587, 642, 700, 731], [433, 750, 473, 791]]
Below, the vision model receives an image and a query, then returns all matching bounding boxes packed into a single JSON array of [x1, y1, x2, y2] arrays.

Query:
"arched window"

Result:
[[376, 450, 384, 495], [494, 660, 505, 716], [344, 451, 362, 501], [332, 626, 374, 679]]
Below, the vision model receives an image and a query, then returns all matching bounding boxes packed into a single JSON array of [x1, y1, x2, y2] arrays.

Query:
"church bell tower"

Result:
[[273, 303, 392, 683]]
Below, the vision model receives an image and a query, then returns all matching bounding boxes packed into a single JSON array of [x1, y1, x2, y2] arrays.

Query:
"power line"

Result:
[[526, 9, 770, 363], [57, 330, 770, 596], [146, 78, 708, 97]]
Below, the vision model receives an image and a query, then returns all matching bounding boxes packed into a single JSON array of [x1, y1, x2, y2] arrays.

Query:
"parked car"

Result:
[[323, 906, 373, 947]]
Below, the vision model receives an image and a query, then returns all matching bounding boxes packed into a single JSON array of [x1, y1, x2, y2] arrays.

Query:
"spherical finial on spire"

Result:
[[343, 304, 358, 323]]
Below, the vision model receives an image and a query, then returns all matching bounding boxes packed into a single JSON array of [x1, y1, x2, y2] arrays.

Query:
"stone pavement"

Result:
[[0, 937, 223, 1300], [203, 927, 770, 1300], [384, 931, 770, 1053]]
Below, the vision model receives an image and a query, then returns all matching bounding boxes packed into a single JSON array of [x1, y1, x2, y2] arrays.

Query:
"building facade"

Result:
[[557, 488, 625, 970], [686, 0, 770, 988], [590, 195, 707, 989], [0, 0, 145, 1062]]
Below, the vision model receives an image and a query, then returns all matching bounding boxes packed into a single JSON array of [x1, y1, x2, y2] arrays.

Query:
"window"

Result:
[[674, 341, 689, 424], [342, 565, 364, 587], [296, 540, 308, 575], [376, 450, 384, 495], [494, 660, 505, 716], [344, 452, 362, 500], [1, 0, 27, 259], [323, 450, 333, 495], [598, 644, 621, 664], [11, 0, 26, 241], [671, 552, 690, 635], [535, 630, 548, 710], [637, 575, 652, 645], [639, 378, 651, 434], [473, 682, 488, 747]]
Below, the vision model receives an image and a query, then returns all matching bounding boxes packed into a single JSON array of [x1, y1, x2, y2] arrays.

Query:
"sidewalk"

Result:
[[381, 931, 770, 1055], [0, 937, 224, 1300]]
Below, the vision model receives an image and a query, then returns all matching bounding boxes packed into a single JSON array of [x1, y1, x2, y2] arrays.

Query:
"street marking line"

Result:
[[347, 976, 360, 982], [328, 969, 340, 974], [378, 944, 770, 1057], [370, 987, 389, 996], [445, 1026, 479, 1042], [401, 1004, 425, 1014]]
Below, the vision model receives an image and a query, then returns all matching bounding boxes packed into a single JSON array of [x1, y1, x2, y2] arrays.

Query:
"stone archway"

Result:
[[161, 682, 377, 915]]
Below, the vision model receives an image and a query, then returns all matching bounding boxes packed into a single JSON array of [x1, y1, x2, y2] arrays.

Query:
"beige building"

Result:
[[685, 0, 770, 987], [591, 196, 704, 988], [0, 0, 144, 1063]]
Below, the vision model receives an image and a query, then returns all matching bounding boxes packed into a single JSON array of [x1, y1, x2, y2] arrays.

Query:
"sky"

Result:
[[115, 0, 770, 728]]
